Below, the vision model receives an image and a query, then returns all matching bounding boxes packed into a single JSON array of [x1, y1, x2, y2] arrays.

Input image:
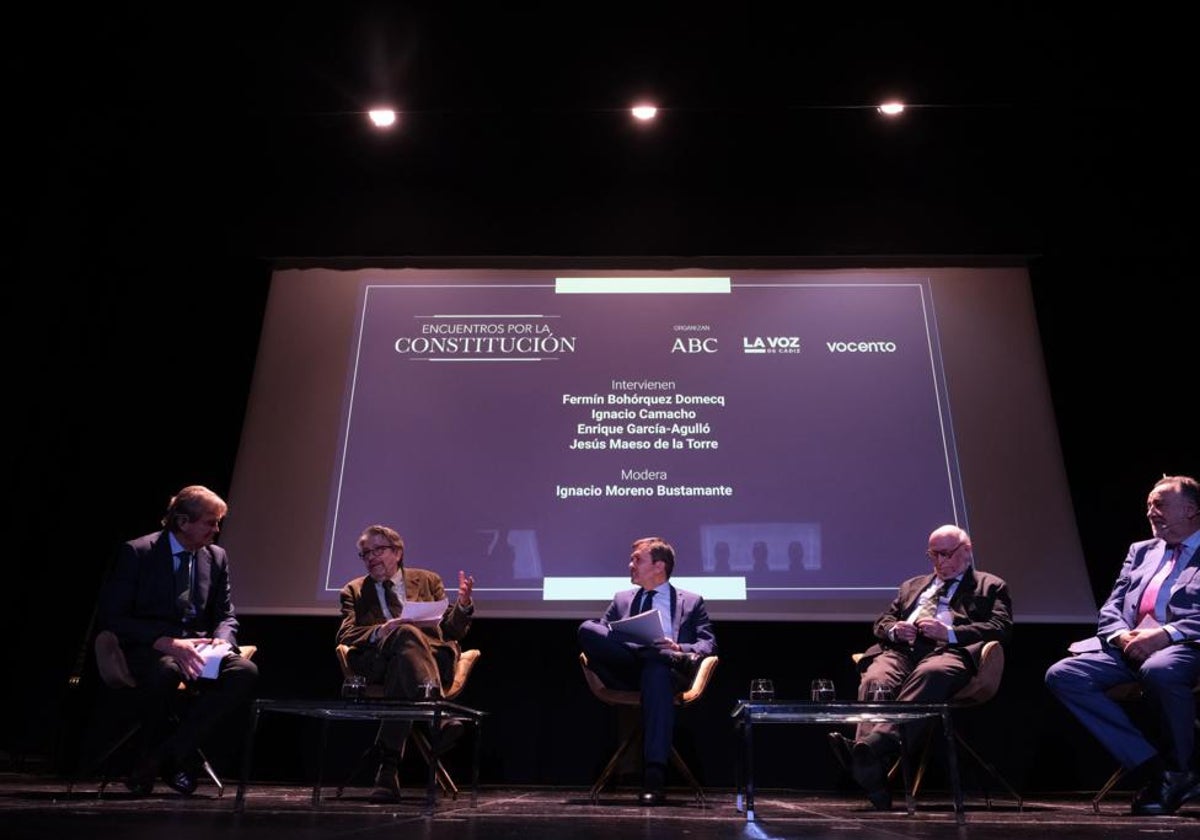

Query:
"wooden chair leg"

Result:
[[883, 725, 934, 798], [195, 747, 224, 796], [412, 729, 459, 798], [668, 746, 706, 804], [334, 742, 381, 798], [1092, 765, 1126, 814], [954, 731, 1022, 809], [590, 724, 642, 801]]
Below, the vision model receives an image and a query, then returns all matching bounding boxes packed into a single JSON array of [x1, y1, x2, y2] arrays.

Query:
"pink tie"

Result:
[[1136, 544, 1182, 625]]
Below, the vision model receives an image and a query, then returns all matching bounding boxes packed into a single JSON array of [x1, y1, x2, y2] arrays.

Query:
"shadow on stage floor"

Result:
[[4, 774, 1200, 839]]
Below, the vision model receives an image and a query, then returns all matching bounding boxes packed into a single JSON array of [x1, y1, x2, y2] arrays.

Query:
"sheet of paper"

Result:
[[197, 640, 232, 679], [1066, 636, 1102, 654], [609, 609, 669, 644], [400, 599, 448, 625]]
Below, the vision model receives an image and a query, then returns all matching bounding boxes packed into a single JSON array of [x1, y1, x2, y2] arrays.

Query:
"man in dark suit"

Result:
[[336, 524, 475, 803], [1046, 474, 1200, 816], [828, 524, 1012, 810], [99, 485, 259, 796], [578, 536, 718, 806]]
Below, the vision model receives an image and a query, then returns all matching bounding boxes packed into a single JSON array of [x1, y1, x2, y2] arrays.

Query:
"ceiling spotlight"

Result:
[[877, 101, 905, 116], [631, 104, 658, 121], [368, 108, 397, 128]]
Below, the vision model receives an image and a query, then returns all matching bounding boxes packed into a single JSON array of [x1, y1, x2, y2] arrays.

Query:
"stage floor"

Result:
[[3, 775, 1200, 839]]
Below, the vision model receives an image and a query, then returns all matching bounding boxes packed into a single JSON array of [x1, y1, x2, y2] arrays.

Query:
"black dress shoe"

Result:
[[124, 753, 158, 796], [124, 774, 154, 796], [639, 763, 666, 806], [827, 732, 853, 771], [638, 788, 665, 806], [163, 767, 198, 796], [1132, 769, 1200, 816], [369, 759, 402, 803]]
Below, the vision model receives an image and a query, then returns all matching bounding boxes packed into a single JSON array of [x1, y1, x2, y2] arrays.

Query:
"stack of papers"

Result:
[[610, 610, 669, 644]]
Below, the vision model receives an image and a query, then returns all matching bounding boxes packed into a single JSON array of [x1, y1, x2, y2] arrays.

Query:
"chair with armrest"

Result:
[[76, 629, 257, 796], [333, 643, 481, 799], [578, 651, 718, 804], [850, 640, 1020, 807]]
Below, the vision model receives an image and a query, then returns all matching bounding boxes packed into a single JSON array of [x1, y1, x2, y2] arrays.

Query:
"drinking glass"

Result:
[[810, 678, 836, 702], [749, 678, 775, 702], [341, 675, 366, 701], [864, 681, 895, 702]]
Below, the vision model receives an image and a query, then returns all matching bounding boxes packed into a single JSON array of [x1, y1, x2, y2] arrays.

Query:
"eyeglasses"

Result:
[[358, 545, 395, 560], [927, 542, 964, 561]]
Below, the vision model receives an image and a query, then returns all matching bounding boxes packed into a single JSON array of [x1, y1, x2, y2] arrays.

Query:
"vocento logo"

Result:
[[742, 336, 801, 354], [825, 340, 898, 353]]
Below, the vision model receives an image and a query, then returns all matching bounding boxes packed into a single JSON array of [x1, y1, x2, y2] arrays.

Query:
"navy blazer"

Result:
[[1097, 537, 1200, 643], [99, 529, 240, 649], [601, 583, 717, 658]]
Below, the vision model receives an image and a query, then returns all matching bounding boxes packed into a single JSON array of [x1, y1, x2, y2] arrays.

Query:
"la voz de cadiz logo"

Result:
[[742, 336, 801, 354]]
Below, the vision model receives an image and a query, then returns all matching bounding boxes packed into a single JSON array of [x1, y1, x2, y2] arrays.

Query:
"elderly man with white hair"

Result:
[[827, 524, 1013, 810]]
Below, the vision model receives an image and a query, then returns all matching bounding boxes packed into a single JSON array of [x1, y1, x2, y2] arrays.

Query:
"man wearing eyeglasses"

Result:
[[828, 524, 1012, 810], [335, 524, 475, 803]]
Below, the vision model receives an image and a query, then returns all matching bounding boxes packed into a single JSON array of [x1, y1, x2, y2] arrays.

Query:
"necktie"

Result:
[[914, 580, 946, 621], [382, 579, 403, 619], [176, 551, 195, 621], [638, 588, 657, 614], [1137, 544, 1182, 625]]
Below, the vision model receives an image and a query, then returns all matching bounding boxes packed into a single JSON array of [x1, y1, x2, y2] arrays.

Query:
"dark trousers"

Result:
[[578, 619, 688, 769], [855, 645, 972, 758], [352, 625, 459, 752], [128, 649, 259, 766]]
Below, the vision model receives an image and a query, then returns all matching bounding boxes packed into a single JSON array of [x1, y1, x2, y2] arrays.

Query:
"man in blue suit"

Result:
[[1047, 474, 1200, 816], [99, 485, 259, 796], [578, 536, 717, 806]]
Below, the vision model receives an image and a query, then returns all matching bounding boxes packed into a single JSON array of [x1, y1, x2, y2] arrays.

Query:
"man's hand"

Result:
[[377, 616, 407, 642], [891, 620, 919, 644], [914, 618, 950, 643], [653, 637, 681, 652], [458, 570, 475, 608], [153, 636, 212, 680], [1118, 627, 1170, 664]]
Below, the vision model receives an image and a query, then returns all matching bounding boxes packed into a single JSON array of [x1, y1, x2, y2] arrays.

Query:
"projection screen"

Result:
[[223, 265, 1093, 622]]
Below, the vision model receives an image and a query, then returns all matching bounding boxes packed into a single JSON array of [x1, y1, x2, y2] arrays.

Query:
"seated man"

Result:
[[1046, 474, 1200, 816], [578, 536, 718, 806], [829, 524, 1012, 810], [99, 485, 259, 795], [336, 524, 475, 802]]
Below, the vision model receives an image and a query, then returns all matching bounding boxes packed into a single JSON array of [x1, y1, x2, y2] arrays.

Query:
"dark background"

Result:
[[6, 5, 1196, 793]]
